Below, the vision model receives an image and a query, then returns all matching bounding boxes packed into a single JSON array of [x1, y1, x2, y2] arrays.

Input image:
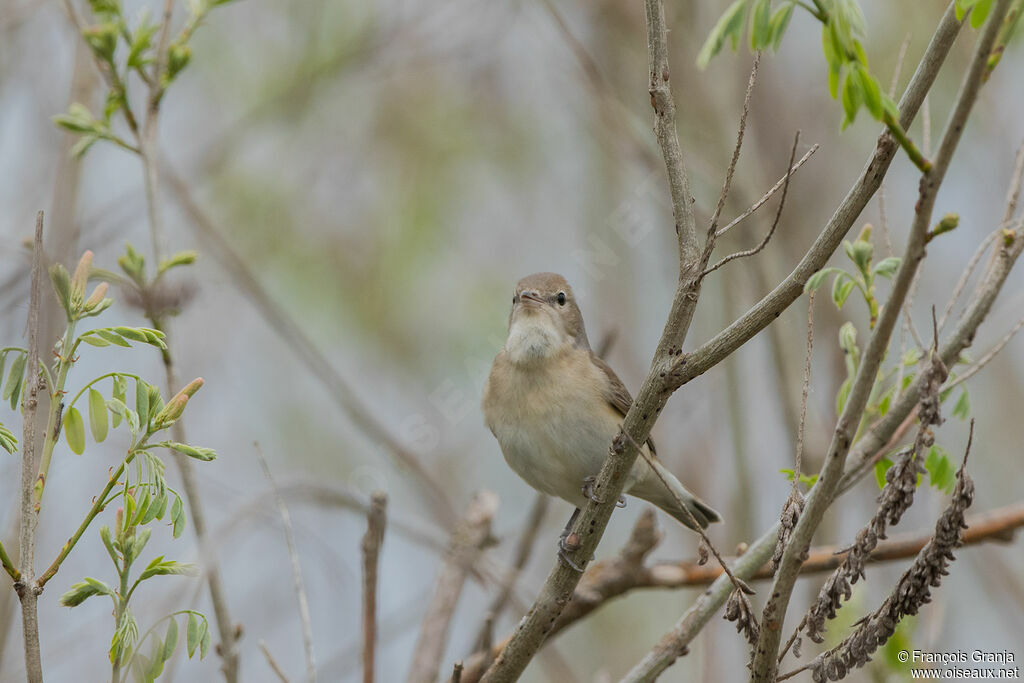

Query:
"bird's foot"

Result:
[[557, 531, 588, 573], [581, 476, 626, 508]]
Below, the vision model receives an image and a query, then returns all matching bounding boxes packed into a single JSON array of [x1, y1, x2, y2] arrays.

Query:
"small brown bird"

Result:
[[482, 273, 721, 564]]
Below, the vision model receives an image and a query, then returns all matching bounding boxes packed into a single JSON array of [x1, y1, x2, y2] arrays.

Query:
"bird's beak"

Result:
[[519, 292, 545, 306]]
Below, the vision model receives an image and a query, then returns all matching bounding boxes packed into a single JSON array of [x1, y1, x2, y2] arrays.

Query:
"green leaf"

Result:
[[0, 422, 18, 454], [199, 621, 211, 659], [849, 239, 873, 277], [111, 376, 126, 427], [952, 388, 970, 419], [105, 398, 139, 434], [79, 335, 110, 347], [838, 321, 858, 355], [836, 377, 852, 415], [136, 379, 150, 431], [139, 555, 197, 582], [95, 329, 131, 347], [750, 0, 772, 50], [804, 267, 845, 293], [88, 388, 109, 443], [64, 407, 86, 455], [127, 15, 157, 68], [874, 456, 894, 489], [127, 526, 152, 564], [49, 264, 73, 317], [60, 577, 114, 606], [971, 0, 993, 28], [840, 71, 862, 129], [53, 103, 100, 134], [158, 250, 198, 274], [2, 353, 26, 402], [186, 613, 200, 658], [163, 442, 217, 461], [856, 66, 883, 119], [831, 274, 857, 309], [768, 2, 794, 51], [171, 495, 185, 538], [100, 525, 119, 566], [873, 256, 901, 278], [925, 445, 955, 493], [878, 392, 891, 417], [162, 617, 179, 662], [697, 0, 749, 68]]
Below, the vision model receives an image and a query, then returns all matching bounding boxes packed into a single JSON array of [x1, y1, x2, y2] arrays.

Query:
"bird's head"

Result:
[[505, 272, 590, 364]]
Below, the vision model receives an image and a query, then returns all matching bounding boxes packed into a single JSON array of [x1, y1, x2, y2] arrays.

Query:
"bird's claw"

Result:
[[581, 476, 626, 508], [557, 531, 590, 573]]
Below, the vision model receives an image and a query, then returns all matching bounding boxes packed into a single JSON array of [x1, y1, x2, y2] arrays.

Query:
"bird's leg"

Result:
[[557, 508, 585, 572], [581, 476, 626, 508]]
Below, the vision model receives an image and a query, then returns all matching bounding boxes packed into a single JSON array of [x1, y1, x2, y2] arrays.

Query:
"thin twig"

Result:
[[257, 447, 316, 683], [361, 492, 387, 683], [16, 211, 45, 683], [937, 228, 1001, 332], [794, 294, 814, 495], [715, 145, 819, 239], [944, 312, 1024, 391], [408, 492, 498, 683], [706, 53, 761, 245], [877, 33, 913, 258], [627, 430, 752, 597], [702, 132, 801, 277], [1003, 141, 1024, 224], [471, 493, 548, 650], [259, 640, 291, 683]]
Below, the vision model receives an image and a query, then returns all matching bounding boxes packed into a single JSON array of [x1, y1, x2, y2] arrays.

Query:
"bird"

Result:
[[482, 272, 721, 567]]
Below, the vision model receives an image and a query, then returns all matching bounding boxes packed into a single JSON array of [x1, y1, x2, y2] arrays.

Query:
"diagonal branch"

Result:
[[408, 492, 498, 683], [749, 4, 1012, 679]]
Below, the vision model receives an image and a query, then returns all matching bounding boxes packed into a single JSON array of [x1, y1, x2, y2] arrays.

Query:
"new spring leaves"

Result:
[[1, 246, 217, 681], [697, 0, 1016, 170], [52, 0, 237, 159]]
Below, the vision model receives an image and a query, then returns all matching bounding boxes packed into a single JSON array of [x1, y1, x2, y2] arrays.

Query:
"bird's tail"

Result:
[[630, 458, 722, 531]]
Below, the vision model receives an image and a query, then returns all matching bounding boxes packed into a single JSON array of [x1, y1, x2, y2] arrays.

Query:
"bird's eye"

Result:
[[556, 292, 566, 306], [513, 294, 518, 304]]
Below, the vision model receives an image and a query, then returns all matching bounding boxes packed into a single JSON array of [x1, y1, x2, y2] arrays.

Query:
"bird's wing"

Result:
[[590, 353, 657, 456]]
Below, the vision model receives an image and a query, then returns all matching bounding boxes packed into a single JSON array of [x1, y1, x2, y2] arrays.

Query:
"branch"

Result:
[[471, 493, 548, 651], [16, 211, 45, 683], [457, 501, 1024, 683], [361, 492, 387, 683], [259, 640, 292, 683], [258, 449, 316, 683], [661, 1, 964, 396], [484, 3, 969, 680], [716, 145, 820, 239], [702, 132, 801, 276], [407, 492, 498, 683], [750, 4, 1012, 678], [478, 2, 711, 677]]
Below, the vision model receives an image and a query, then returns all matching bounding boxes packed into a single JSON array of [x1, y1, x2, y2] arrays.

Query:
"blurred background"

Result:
[[1, 0, 1023, 680]]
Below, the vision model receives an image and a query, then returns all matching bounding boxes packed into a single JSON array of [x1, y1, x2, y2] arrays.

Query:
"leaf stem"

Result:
[[36, 448, 143, 588], [884, 112, 932, 172], [32, 321, 79, 512]]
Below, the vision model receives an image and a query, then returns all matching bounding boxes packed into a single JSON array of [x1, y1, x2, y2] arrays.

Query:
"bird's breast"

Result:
[[483, 349, 621, 501]]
